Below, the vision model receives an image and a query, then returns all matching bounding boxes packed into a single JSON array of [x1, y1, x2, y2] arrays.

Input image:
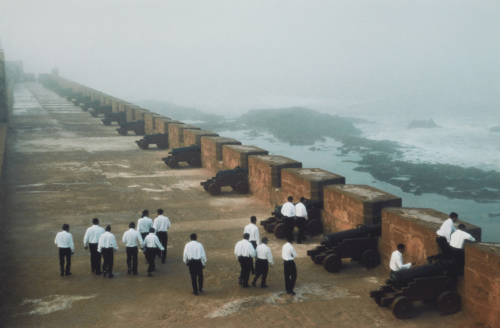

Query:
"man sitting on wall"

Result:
[[450, 224, 476, 274], [389, 244, 413, 273]]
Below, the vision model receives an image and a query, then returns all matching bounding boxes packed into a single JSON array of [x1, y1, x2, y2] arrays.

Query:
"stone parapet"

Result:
[[281, 168, 345, 202], [154, 118, 181, 134], [183, 130, 219, 147], [222, 145, 268, 170], [125, 104, 138, 122], [134, 108, 149, 121], [168, 124, 201, 149], [144, 112, 166, 135], [201, 137, 241, 173]]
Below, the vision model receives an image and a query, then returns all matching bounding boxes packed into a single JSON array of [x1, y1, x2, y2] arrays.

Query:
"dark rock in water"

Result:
[[407, 118, 440, 129], [490, 126, 500, 133]]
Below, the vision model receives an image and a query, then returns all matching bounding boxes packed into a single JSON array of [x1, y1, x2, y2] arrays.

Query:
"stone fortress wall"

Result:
[[42, 74, 498, 327]]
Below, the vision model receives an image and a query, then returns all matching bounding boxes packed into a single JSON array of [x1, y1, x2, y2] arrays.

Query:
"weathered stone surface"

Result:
[[201, 137, 241, 173], [222, 145, 268, 170], [168, 124, 201, 149], [184, 129, 219, 147], [281, 168, 344, 201], [144, 112, 166, 135], [125, 104, 139, 122], [134, 108, 149, 121], [154, 118, 181, 134]]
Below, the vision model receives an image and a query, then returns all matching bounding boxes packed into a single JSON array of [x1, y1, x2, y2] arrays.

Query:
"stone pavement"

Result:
[[0, 83, 479, 327]]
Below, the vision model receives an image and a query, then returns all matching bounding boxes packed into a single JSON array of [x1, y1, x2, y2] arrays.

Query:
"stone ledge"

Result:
[[222, 145, 268, 170]]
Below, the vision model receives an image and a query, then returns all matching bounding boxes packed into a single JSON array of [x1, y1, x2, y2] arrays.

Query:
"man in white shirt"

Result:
[[244, 216, 259, 274], [450, 224, 476, 273], [137, 210, 153, 260], [183, 233, 207, 295], [83, 218, 105, 275], [282, 237, 298, 295], [98, 225, 118, 278], [295, 197, 308, 244], [281, 196, 296, 242], [54, 223, 74, 277], [234, 233, 256, 288], [122, 222, 144, 275], [153, 209, 171, 264], [390, 244, 412, 273], [143, 228, 165, 277], [436, 212, 459, 259], [252, 237, 274, 288]]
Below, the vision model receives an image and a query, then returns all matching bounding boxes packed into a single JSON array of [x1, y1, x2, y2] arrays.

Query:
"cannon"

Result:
[[116, 120, 145, 136], [101, 111, 126, 126], [72, 96, 90, 106], [200, 167, 249, 195], [306, 224, 381, 272], [135, 133, 169, 150], [89, 105, 112, 117], [369, 259, 460, 319], [260, 200, 324, 239], [162, 145, 201, 168], [81, 100, 101, 112]]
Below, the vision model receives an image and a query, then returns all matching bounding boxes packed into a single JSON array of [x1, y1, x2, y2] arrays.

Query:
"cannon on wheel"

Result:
[[72, 96, 90, 106], [307, 224, 381, 272], [200, 167, 249, 196], [89, 105, 112, 117], [81, 100, 101, 112], [135, 133, 169, 150], [162, 145, 201, 168], [369, 260, 460, 319], [102, 111, 126, 126], [116, 120, 145, 136]]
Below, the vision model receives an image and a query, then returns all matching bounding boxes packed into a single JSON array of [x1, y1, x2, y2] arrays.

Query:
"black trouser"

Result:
[[126, 246, 138, 273], [101, 248, 114, 275], [89, 243, 101, 273], [156, 231, 168, 262], [141, 233, 149, 259], [146, 247, 157, 273], [249, 241, 257, 274], [238, 256, 253, 287], [188, 259, 203, 293], [283, 217, 295, 241], [296, 217, 307, 242], [284, 260, 297, 293], [451, 247, 465, 273], [59, 248, 71, 274], [436, 236, 452, 258], [253, 259, 269, 287]]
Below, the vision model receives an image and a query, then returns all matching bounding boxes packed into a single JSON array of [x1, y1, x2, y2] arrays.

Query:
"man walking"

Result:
[[295, 197, 308, 244], [83, 218, 105, 275], [183, 233, 207, 295], [436, 212, 459, 259], [244, 216, 259, 274], [234, 233, 256, 288], [281, 196, 296, 242], [282, 237, 297, 295], [122, 222, 144, 275], [54, 223, 74, 277], [252, 237, 274, 288], [137, 210, 153, 261], [153, 209, 171, 263], [142, 228, 164, 277], [98, 225, 118, 278]]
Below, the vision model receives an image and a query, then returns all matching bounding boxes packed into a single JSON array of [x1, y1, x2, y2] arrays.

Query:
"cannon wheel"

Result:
[[163, 159, 171, 166], [306, 220, 323, 237], [102, 119, 111, 126], [138, 140, 148, 150], [361, 249, 381, 269], [391, 296, 413, 319], [189, 158, 202, 168], [274, 223, 286, 239], [168, 158, 179, 169], [323, 254, 342, 273], [437, 291, 461, 314], [235, 181, 249, 194], [208, 183, 221, 196], [157, 140, 169, 149], [118, 128, 128, 136]]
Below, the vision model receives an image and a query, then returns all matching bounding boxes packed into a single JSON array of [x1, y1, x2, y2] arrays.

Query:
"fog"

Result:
[[1, 0, 499, 116]]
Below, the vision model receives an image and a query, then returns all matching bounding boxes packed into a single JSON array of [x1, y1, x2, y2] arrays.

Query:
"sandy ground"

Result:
[[0, 83, 480, 328]]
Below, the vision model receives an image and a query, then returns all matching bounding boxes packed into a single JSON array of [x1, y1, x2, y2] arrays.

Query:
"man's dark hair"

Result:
[[450, 212, 458, 219], [458, 224, 466, 230], [190, 233, 197, 241], [397, 244, 405, 250], [287, 196, 293, 202], [157, 209, 164, 215], [92, 218, 99, 225], [262, 237, 268, 244], [106, 225, 111, 232], [62, 223, 69, 231], [142, 210, 149, 218], [287, 237, 293, 243], [243, 233, 250, 240], [129, 222, 135, 229], [149, 228, 155, 233], [299, 197, 305, 202], [250, 216, 257, 223]]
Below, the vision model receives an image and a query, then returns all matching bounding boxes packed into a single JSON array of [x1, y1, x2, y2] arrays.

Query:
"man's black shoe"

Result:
[[103, 272, 107, 277], [261, 285, 268, 288], [199, 289, 203, 293], [108, 274, 114, 278], [147, 272, 153, 277], [127, 269, 131, 274], [242, 285, 250, 288], [65, 272, 72, 276], [60, 272, 64, 277], [288, 291, 296, 295], [133, 272, 138, 275], [239, 279, 243, 285], [193, 292, 198, 295], [96, 271, 102, 275]]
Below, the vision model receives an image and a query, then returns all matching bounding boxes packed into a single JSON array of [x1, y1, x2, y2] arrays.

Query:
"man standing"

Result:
[[282, 237, 297, 295], [183, 233, 207, 295], [83, 218, 105, 275], [98, 225, 118, 278], [137, 210, 153, 242], [252, 237, 274, 288], [143, 228, 164, 277], [281, 196, 296, 242], [234, 233, 256, 288], [122, 222, 144, 275], [295, 197, 308, 244], [153, 209, 171, 264], [244, 216, 259, 274], [450, 224, 476, 273], [436, 212, 459, 259], [389, 244, 412, 273], [54, 223, 74, 277]]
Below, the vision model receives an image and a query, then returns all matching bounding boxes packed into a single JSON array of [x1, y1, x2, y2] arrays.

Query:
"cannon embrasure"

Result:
[[101, 111, 126, 126], [200, 166, 249, 195], [89, 105, 112, 117], [369, 260, 460, 319], [260, 200, 324, 239], [81, 100, 101, 112], [116, 120, 145, 136], [135, 133, 169, 150], [306, 224, 381, 272], [162, 145, 201, 168]]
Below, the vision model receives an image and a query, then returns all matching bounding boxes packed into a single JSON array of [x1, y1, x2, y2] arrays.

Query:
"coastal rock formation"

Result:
[[407, 118, 440, 129]]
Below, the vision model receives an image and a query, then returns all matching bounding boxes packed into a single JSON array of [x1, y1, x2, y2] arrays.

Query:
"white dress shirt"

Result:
[[137, 217, 153, 234], [55, 231, 74, 252], [143, 233, 164, 250], [98, 232, 118, 252], [122, 228, 144, 247], [281, 202, 296, 217], [295, 202, 308, 219], [183, 240, 207, 266], [282, 242, 297, 261], [450, 230, 476, 249], [83, 225, 105, 246], [389, 250, 412, 271], [234, 239, 256, 258], [436, 218, 457, 242], [244, 223, 260, 245], [256, 244, 274, 266], [154, 215, 171, 232]]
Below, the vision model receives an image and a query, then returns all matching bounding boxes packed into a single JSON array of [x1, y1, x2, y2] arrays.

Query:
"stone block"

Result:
[[125, 104, 139, 122], [168, 124, 201, 149], [134, 108, 149, 121], [184, 130, 219, 147], [154, 118, 180, 134], [222, 145, 268, 170], [201, 137, 242, 173], [281, 168, 345, 201], [144, 112, 165, 135]]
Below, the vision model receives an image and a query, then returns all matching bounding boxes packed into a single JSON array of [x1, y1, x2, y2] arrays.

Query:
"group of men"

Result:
[[280, 196, 308, 243]]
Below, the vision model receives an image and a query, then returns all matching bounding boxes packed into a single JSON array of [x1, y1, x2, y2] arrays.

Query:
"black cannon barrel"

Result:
[[105, 111, 126, 118], [303, 199, 323, 210], [215, 167, 248, 177], [170, 145, 201, 155], [322, 224, 381, 249], [386, 259, 456, 290]]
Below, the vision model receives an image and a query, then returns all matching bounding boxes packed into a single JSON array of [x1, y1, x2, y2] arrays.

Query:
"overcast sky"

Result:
[[1, 0, 499, 116]]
